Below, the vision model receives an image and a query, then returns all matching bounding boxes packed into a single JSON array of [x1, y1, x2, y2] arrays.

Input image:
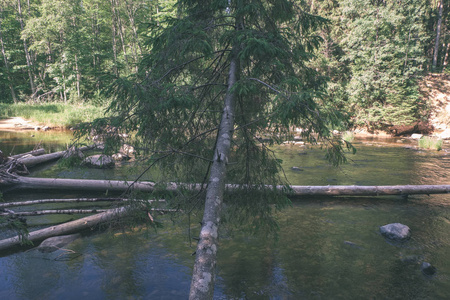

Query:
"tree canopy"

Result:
[[1, 0, 449, 129]]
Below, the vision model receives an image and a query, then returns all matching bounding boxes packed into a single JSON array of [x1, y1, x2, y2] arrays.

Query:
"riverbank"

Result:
[[1, 73, 449, 137], [0, 103, 105, 130]]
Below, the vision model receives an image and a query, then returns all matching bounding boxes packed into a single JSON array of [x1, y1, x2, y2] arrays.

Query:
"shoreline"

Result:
[[0, 117, 62, 132]]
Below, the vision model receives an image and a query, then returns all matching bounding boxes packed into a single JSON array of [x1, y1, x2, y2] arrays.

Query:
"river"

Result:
[[1, 131, 450, 299]]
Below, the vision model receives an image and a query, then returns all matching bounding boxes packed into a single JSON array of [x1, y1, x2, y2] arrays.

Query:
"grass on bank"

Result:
[[418, 136, 443, 151], [0, 103, 106, 129]]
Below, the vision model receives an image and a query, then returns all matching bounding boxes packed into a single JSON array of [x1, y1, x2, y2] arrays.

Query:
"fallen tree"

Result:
[[0, 206, 130, 252], [15, 145, 96, 168], [8, 148, 45, 160], [1, 173, 449, 196], [0, 198, 165, 208]]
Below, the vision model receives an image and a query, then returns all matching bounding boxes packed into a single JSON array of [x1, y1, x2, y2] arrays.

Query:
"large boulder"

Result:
[[37, 233, 81, 253], [82, 154, 115, 168], [380, 223, 411, 241]]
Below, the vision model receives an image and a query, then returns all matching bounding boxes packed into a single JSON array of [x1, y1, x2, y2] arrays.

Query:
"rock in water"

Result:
[[380, 223, 411, 241], [421, 262, 437, 277], [82, 154, 115, 168], [37, 234, 81, 253]]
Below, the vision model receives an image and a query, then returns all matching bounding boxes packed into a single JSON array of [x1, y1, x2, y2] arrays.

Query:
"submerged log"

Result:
[[0, 206, 130, 252]]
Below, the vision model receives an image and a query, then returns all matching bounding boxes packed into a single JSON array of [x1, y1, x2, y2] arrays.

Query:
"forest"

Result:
[[0, 0, 448, 130]]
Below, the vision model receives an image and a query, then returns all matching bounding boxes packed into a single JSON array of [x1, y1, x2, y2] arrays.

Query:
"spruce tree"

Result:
[[77, 0, 349, 297]]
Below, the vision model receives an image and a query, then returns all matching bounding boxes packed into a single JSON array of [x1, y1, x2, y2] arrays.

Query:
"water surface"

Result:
[[1, 132, 450, 299]]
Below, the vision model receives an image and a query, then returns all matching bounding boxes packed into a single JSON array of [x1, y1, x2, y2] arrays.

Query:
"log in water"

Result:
[[2, 173, 449, 196]]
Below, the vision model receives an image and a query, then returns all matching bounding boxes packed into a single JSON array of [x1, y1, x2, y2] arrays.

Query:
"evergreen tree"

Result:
[[77, 0, 349, 297], [327, 0, 430, 129]]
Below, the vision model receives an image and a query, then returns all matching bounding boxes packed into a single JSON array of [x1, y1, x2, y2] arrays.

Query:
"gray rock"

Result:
[[291, 167, 303, 172], [120, 144, 135, 157], [410, 133, 423, 139], [83, 154, 115, 168], [112, 152, 130, 161], [380, 223, 411, 241], [63, 147, 85, 159], [37, 234, 81, 253], [421, 262, 437, 277]]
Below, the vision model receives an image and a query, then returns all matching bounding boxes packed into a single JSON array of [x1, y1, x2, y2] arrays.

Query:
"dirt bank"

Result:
[[0, 117, 47, 131]]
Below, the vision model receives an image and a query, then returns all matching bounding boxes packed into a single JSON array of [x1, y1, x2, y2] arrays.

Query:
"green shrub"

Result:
[[418, 136, 443, 151], [342, 131, 354, 143]]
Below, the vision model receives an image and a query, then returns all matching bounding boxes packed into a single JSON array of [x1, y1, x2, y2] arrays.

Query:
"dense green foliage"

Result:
[[72, 0, 355, 234], [0, 0, 448, 129]]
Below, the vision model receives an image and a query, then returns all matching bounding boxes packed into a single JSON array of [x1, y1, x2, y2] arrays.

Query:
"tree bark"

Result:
[[189, 48, 239, 299], [0, 206, 130, 252], [433, 0, 444, 69]]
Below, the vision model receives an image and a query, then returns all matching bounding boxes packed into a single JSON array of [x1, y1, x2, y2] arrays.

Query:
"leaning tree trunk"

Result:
[[189, 51, 238, 299]]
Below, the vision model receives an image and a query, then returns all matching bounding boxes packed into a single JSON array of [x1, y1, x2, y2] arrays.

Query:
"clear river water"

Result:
[[1, 130, 450, 299]]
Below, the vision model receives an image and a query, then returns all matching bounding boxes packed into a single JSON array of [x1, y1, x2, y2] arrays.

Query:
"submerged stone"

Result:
[[82, 154, 115, 168], [291, 167, 303, 172], [37, 234, 81, 253], [380, 223, 411, 241], [421, 262, 437, 277]]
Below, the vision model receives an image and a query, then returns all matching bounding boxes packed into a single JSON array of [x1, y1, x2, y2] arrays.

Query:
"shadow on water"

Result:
[[1, 133, 450, 299]]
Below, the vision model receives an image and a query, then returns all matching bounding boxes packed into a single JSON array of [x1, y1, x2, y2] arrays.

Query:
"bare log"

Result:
[[286, 185, 450, 196], [16, 145, 95, 168], [0, 207, 130, 252], [0, 209, 108, 216], [0, 207, 177, 217], [0, 198, 165, 208], [8, 148, 45, 160], [2, 173, 449, 196]]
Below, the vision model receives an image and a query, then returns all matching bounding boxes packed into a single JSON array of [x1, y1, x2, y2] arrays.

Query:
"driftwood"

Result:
[[0, 207, 130, 252]]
